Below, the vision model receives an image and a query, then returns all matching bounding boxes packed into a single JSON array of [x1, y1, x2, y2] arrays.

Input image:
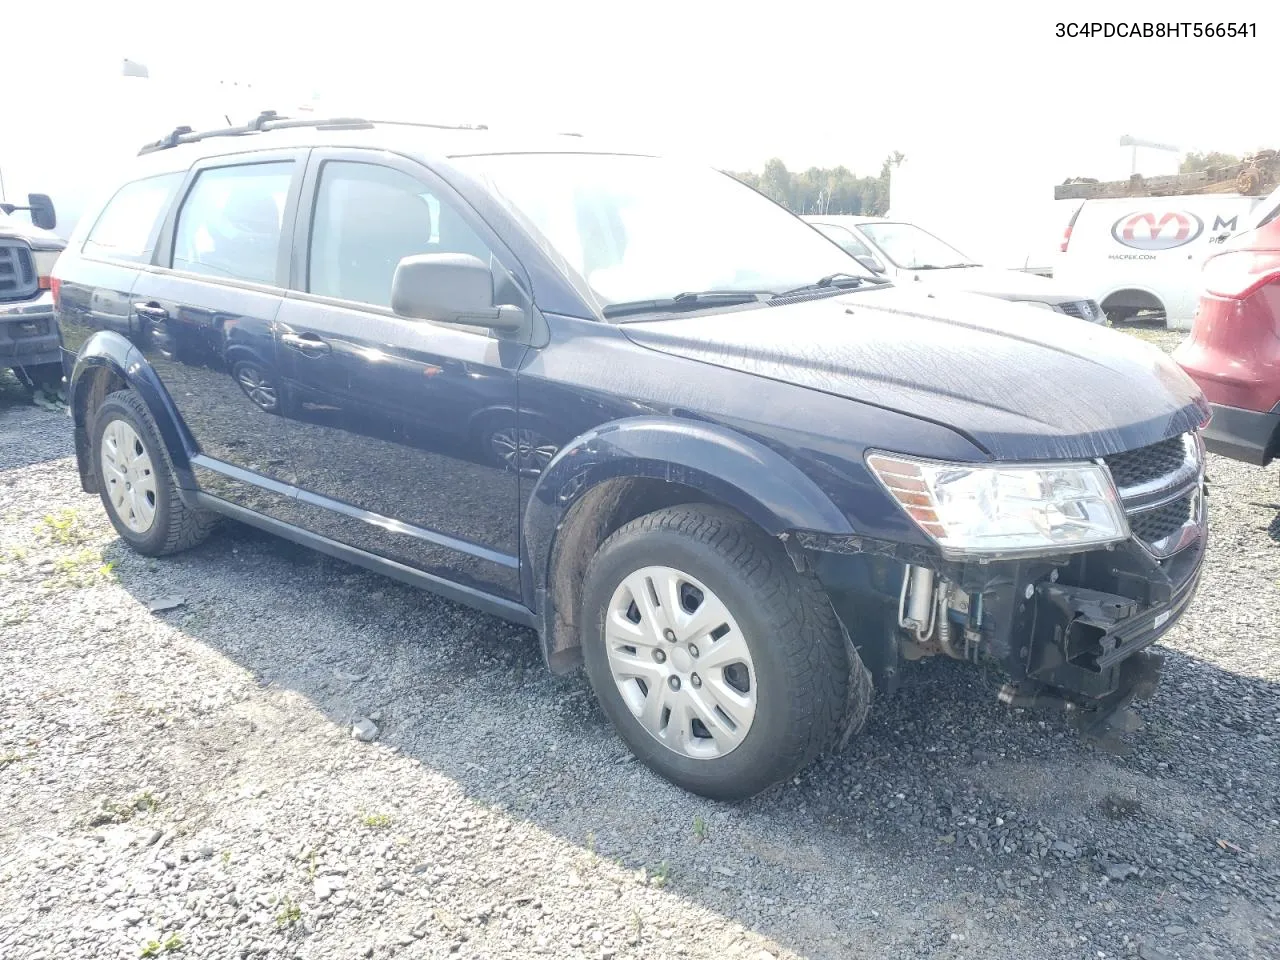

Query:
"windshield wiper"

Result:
[[602, 290, 769, 319], [912, 263, 979, 270], [775, 272, 887, 298]]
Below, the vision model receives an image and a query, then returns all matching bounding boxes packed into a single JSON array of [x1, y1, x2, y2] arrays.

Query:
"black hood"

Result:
[[621, 287, 1208, 461]]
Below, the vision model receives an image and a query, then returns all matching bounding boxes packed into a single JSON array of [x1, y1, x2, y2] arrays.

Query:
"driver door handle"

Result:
[[280, 332, 332, 356]]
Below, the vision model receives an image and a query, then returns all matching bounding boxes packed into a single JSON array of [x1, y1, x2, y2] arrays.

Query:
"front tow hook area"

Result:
[[998, 649, 1165, 736]]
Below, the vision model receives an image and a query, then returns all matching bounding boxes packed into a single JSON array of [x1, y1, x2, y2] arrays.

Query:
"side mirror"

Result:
[[27, 193, 57, 231], [855, 254, 886, 275], [390, 253, 523, 332]]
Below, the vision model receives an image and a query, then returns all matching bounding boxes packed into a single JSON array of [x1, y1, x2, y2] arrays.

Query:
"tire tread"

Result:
[[589, 504, 870, 797], [96, 390, 217, 556]]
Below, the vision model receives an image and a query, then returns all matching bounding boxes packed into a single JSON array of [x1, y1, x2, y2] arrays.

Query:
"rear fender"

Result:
[[69, 330, 199, 493]]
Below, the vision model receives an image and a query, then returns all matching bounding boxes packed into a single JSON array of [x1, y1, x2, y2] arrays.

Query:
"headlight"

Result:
[[867, 453, 1129, 558], [1012, 299, 1053, 310], [32, 248, 62, 289]]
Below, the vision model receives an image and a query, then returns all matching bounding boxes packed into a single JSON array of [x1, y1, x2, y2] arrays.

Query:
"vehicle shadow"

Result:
[[102, 518, 1280, 960], [0, 371, 72, 471]]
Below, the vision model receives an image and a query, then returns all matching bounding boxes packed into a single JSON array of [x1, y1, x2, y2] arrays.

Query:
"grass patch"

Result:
[[45, 547, 114, 589], [646, 861, 670, 888], [38, 508, 91, 546], [275, 897, 302, 928], [140, 932, 183, 956], [360, 812, 392, 829], [87, 790, 162, 826], [53, 547, 102, 572]]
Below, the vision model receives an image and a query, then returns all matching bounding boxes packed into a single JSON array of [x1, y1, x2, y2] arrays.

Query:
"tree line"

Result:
[[1179, 151, 1241, 173], [725, 152, 905, 216]]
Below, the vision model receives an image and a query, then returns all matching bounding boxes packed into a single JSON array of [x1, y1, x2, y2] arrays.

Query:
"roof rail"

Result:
[[137, 111, 489, 156]]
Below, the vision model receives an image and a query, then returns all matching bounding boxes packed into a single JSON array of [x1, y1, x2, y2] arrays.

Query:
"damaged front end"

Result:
[[806, 431, 1207, 716]]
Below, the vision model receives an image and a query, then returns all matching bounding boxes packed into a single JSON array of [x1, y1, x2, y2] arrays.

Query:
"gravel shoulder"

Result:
[[1, 338, 1279, 960]]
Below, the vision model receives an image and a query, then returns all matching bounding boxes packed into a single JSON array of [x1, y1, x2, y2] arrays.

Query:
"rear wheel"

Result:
[[91, 390, 217, 556], [580, 505, 863, 800]]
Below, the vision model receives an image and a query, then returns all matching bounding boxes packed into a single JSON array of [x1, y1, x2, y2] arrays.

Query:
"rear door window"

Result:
[[171, 162, 294, 285], [82, 173, 184, 263]]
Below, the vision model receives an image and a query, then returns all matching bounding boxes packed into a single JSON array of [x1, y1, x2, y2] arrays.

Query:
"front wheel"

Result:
[[580, 505, 864, 800]]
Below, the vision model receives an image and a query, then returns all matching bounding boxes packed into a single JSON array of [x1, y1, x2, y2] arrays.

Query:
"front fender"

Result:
[[70, 330, 199, 491], [521, 416, 855, 606]]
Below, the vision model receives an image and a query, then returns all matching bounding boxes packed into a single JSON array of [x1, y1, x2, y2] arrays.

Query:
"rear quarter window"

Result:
[[81, 172, 184, 263]]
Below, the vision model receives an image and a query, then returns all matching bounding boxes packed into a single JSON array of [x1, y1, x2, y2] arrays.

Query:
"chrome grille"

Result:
[[1129, 494, 1195, 544], [1058, 299, 1101, 322], [1104, 435, 1189, 490], [1105, 433, 1204, 558], [0, 239, 37, 301]]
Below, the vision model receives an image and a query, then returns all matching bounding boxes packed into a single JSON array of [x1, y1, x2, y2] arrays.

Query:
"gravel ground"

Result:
[[2, 329, 1279, 960]]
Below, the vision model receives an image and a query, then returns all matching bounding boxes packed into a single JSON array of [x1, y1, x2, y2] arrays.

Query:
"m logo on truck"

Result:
[[1112, 211, 1204, 251]]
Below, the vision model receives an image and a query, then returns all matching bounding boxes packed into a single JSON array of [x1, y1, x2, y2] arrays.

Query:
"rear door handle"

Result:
[[280, 332, 332, 356], [133, 301, 169, 321]]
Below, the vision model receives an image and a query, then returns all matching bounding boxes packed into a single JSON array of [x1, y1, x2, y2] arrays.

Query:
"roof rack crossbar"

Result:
[[359, 119, 488, 132], [137, 112, 488, 156]]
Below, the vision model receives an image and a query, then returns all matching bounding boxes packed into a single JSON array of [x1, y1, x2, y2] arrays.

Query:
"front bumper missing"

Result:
[[812, 507, 1206, 704], [1020, 546, 1202, 698]]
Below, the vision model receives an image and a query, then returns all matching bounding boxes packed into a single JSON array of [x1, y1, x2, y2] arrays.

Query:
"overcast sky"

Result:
[[3, 0, 1275, 235], [8, 0, 1277, 166]]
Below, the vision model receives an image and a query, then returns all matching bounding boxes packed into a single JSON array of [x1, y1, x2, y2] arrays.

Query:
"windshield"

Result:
[[857, 221, 977, 269], [810, 222, 874, 258], [451, 153, 870, 310]]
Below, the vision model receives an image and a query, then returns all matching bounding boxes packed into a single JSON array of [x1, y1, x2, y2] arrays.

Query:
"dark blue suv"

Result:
[[54, 115, 1210, 800]]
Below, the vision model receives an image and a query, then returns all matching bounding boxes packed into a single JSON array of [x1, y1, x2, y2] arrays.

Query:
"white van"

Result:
[[1053, 194, 1265, 329]]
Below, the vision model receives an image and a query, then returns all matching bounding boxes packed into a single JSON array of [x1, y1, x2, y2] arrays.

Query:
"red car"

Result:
[[1174, 190, 1280, 469]]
